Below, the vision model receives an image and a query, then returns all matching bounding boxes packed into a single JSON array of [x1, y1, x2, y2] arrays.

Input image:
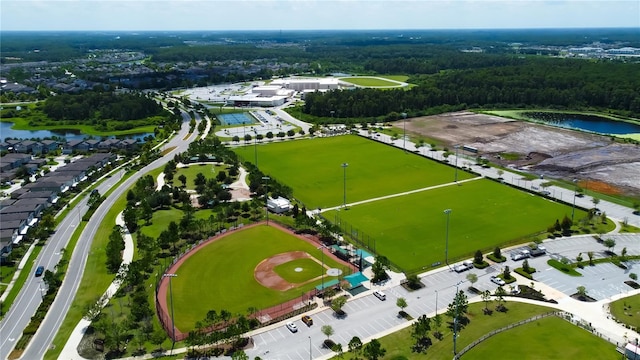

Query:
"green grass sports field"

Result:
[[169, 225, 346, 330], [324, 178, 583, 272], [235, 136, 476, 209]]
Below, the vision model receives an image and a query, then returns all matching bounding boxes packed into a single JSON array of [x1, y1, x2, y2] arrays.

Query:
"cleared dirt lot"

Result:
[[403, 111, 640, 196]]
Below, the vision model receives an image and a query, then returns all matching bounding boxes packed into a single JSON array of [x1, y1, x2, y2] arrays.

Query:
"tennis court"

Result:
[[218, 113, 255, 125]]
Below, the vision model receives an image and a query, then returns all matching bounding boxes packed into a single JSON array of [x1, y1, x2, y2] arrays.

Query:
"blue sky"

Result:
[[2, 0, 639, 31]]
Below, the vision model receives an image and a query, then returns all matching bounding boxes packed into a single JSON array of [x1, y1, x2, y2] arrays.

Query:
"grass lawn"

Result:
[[139, 207, 184, 239], [173, 163, 228, 189], [361, 302, 554, 360], [170, 225, 347, 331], [273, 258, 323, 284], [464, 316, 617, 360], [610, 293, 640, 329], [2, 110, 157, 136], [325, 179, 583, 272], [339, 76, 403, 87], [234, 135, 476, 209]]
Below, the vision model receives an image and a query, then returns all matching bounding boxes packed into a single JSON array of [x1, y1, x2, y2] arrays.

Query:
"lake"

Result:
[[522, 112, 640, 135], [0, 122, 153, 142]]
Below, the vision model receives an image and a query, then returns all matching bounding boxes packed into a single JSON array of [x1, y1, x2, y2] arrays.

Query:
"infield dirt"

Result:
[[402, 111, 640, 196]]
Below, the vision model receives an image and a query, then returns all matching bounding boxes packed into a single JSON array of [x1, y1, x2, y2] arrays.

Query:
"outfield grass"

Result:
[[325, 179, 583, 272], [610, 293, 640, 330], [273, 258, 323, 283], [170, 225, 347, 330], [339, 76, 403, 87], [464, 316, 617, 360], [234, 135, 476, 209]]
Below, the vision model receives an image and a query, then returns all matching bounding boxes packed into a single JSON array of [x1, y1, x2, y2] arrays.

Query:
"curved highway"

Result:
[[0, 108, 198, 360]]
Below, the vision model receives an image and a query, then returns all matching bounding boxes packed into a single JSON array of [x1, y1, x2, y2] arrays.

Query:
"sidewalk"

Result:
[[57, 212, 135, 360]]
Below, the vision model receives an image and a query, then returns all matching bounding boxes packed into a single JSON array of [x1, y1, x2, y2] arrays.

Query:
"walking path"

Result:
[[57, 212, 135, 360], [0, 241, 38, 303]]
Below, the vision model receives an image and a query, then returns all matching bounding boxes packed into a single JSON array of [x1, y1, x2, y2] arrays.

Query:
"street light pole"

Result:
[[444, 209, 452, 267], [309, 336, 312, 360], [435, 289, 439, 316], [162, 273, 178, 351], [341, 163, 348, 208], [401, 112, 407, 153], [571, 178, 578, 224], [262, 176, 270, 225]]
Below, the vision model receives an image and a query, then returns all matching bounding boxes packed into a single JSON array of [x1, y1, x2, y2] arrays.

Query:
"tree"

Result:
[[473, 250, 484, 264], [348, 336, 363, 357], [363, 338, 386, 360], [481, 290, 492, 313], [495, 286, 508, 312], [503, 265, 511, 280], [321, 325, 334, 340], [603, 238, 616, 254], [592, 197, 600, 208], [587, 251, 595, 266], [522, 259, 531, 273], [497, 169, 504, 179], [493, 247, 502, 259], [331, 295, 347, 314], [405, 274, 422, 290], [178, 174, 187, 187], [83, 295, 105, 322], [411, 315, 432, 353], [446, 290, 469, 324], [396, 297, 408, 315], [466, 273, 478, 289], [576, 285, 588, 300], [622, 247, 628, 261], [371, 255, 390, 282], [232, 135, 240, 143]]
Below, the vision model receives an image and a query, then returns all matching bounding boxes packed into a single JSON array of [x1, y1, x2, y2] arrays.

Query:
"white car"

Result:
[[285, 321, 298, 333], [373, 290, 386, 301], [490, 276, 506, 286]]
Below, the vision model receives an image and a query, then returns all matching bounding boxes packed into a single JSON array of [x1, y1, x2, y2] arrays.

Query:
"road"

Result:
[[242, 233, 640, 359], [0, 109, 198, 360]]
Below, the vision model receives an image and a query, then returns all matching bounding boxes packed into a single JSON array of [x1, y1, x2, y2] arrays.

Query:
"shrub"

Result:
[[631, 273, 638, 281]]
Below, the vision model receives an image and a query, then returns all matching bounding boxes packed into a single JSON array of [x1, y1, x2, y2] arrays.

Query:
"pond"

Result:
[[0, 121, 153, 142], [522, 112, 640, 135]]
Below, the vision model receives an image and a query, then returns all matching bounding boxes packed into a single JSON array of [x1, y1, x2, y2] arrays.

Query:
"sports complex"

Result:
[[157, 133, 585, 340]]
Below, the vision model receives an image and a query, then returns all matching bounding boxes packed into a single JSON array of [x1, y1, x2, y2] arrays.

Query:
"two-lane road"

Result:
[[0, 109, 197, 360]]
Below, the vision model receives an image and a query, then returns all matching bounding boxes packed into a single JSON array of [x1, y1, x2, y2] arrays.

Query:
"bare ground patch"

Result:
[[403, 111, 640, 196]]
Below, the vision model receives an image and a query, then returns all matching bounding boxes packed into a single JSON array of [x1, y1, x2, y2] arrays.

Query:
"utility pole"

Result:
[[262, 176, 270, 224]]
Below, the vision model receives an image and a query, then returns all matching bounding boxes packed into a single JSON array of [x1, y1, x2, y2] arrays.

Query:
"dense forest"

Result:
[[41, 91, 165, 121], [303, 58, 640, 121]]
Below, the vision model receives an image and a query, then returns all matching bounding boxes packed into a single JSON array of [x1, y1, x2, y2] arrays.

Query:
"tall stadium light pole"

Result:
[[341, 163, 349, 208], [444, 209, 452, 267], [163, 273, 178, 350], [401, 112, 407, 153], [454, 145, 459, 182], [262, 176, 270, 225], [318, 245, 327, 292], [254, 129, 258, 167], [453, 280, 463, 355]]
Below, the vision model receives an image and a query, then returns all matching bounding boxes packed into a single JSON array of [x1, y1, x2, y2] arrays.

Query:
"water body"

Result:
[[0, 122, 152, 142], [523, 112, 640, 135]]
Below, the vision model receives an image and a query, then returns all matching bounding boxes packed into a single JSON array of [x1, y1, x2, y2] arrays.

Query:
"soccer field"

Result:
[[234, 135, 476, 209], [324, 179, 582, 272]]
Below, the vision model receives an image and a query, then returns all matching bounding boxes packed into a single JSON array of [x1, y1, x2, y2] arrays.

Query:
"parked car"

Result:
[[285, 321, 298, 333], [511, 250, 530, 261], [490, 276, 506, 286], [301, 315, 313, 326], [453, 260, 474, 273], [35, 265, 45, 277], [373, 290, 386, 301]]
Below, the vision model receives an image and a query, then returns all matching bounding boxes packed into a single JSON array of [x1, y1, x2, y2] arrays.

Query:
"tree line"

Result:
[[41, 90, 167, 122], [303, 57, 640, 122]]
